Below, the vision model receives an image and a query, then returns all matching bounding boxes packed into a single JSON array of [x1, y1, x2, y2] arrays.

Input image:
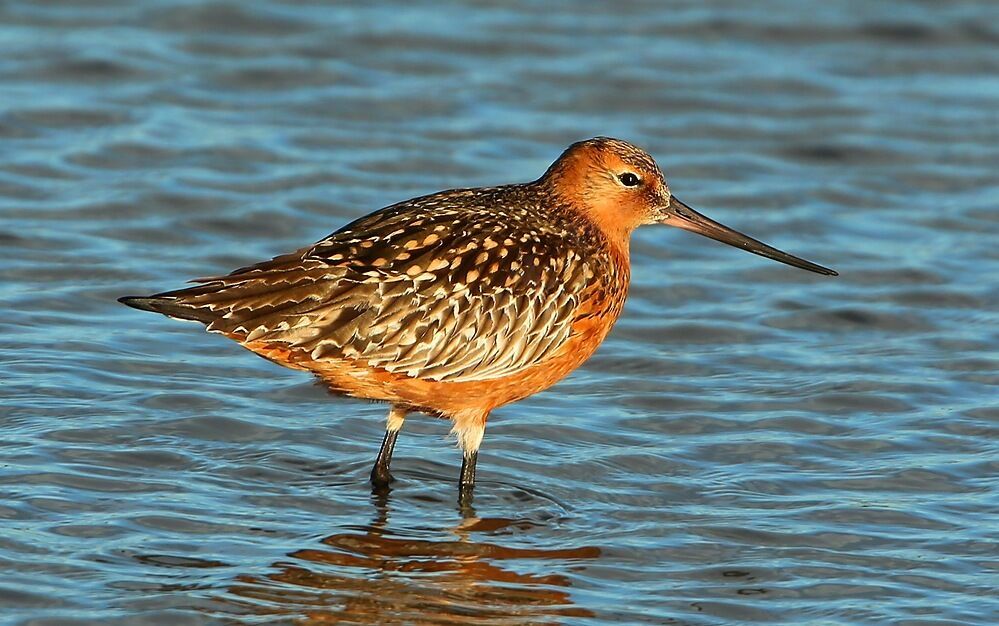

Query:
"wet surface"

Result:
[[2, 1, 998, 624]]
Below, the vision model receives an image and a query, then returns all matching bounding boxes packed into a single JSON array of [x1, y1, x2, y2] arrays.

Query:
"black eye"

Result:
[[618, 172, 640, 187]]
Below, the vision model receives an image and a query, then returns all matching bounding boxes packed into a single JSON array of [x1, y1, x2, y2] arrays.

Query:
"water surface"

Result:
[[1, 1, 998, 624]]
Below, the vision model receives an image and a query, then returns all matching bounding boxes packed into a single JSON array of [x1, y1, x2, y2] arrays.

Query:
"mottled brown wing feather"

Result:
[[168, 187, 603, 383]]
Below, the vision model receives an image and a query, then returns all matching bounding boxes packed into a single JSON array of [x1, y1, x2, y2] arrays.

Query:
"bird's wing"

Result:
[[164, 190, 600, 382]]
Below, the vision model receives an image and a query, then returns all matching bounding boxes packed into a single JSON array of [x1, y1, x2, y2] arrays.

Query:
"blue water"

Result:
[[2, 1, 997, 624]]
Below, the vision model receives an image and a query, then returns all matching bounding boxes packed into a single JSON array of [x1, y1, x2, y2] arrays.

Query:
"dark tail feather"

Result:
[[117, 295, 217, 324]]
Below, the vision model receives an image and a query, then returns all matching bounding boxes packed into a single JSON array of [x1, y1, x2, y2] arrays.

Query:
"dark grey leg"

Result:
[[458, 450, 478, 501], [370, 406, 405, 490], [370, 428, 399, 489]]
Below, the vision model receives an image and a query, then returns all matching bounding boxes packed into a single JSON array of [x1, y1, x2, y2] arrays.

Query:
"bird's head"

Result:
[[541, 137, 836, 275]]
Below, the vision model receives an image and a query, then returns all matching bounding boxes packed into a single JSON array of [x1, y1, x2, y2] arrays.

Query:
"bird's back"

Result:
[[123, 183, 628, 387]]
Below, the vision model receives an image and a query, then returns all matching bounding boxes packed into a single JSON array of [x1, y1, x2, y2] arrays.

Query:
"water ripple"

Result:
[[1, 0, 997, 624]]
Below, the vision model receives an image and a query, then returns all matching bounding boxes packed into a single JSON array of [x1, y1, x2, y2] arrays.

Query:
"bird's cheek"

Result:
[[659, 188, 672, 208], [646, 207, 667, 225], [648, 192, 672, 223]]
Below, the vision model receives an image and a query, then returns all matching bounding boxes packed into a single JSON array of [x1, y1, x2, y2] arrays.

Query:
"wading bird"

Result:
[[120, 137, 836, 501]]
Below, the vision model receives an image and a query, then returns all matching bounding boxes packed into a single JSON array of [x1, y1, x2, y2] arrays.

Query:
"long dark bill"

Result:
[[661, 196, 837, 276]]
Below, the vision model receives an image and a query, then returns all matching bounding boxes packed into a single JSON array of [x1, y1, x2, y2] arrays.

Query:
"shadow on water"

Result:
[[214, 491, 600, 623]]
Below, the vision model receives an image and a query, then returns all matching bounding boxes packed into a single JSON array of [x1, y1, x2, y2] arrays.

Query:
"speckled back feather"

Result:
[[147, 184, 626, 383]]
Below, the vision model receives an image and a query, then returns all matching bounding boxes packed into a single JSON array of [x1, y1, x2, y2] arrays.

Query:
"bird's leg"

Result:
[[370, 405, 406, 490], [459, 450, 478, 496], [452, 412, 486, 503]]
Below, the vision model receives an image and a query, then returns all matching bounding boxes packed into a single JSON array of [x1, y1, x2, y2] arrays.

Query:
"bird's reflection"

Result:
[[222, 490, 599, 623]]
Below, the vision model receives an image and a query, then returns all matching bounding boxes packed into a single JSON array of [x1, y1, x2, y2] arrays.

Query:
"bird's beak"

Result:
[[659, 196, 837, 276]]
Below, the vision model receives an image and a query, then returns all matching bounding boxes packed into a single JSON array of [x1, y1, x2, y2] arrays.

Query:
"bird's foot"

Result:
[[370, 466, 394, 493]]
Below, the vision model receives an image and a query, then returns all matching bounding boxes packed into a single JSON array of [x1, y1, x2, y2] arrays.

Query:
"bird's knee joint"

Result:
[[450, 419, 485, 456]]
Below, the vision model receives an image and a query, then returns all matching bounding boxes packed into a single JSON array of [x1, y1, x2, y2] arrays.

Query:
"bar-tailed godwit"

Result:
[[120, 137, 836, 500]]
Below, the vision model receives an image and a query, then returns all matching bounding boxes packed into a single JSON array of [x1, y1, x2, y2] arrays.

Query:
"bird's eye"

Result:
[[618, 172, 641, 187]]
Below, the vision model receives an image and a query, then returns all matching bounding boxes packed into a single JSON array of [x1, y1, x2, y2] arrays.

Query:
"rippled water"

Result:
[[2, 1, 998, 624]]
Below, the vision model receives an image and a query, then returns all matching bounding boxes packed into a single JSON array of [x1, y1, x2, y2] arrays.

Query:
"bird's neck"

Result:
[[531, 179, 635, 262]]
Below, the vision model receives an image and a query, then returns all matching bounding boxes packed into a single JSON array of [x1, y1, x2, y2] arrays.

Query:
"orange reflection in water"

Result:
[[224, 494, 600, 624]]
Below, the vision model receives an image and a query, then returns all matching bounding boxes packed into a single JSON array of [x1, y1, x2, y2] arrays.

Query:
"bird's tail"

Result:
[[117, 294, 218, 324], [118, 248, 317, 332]]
